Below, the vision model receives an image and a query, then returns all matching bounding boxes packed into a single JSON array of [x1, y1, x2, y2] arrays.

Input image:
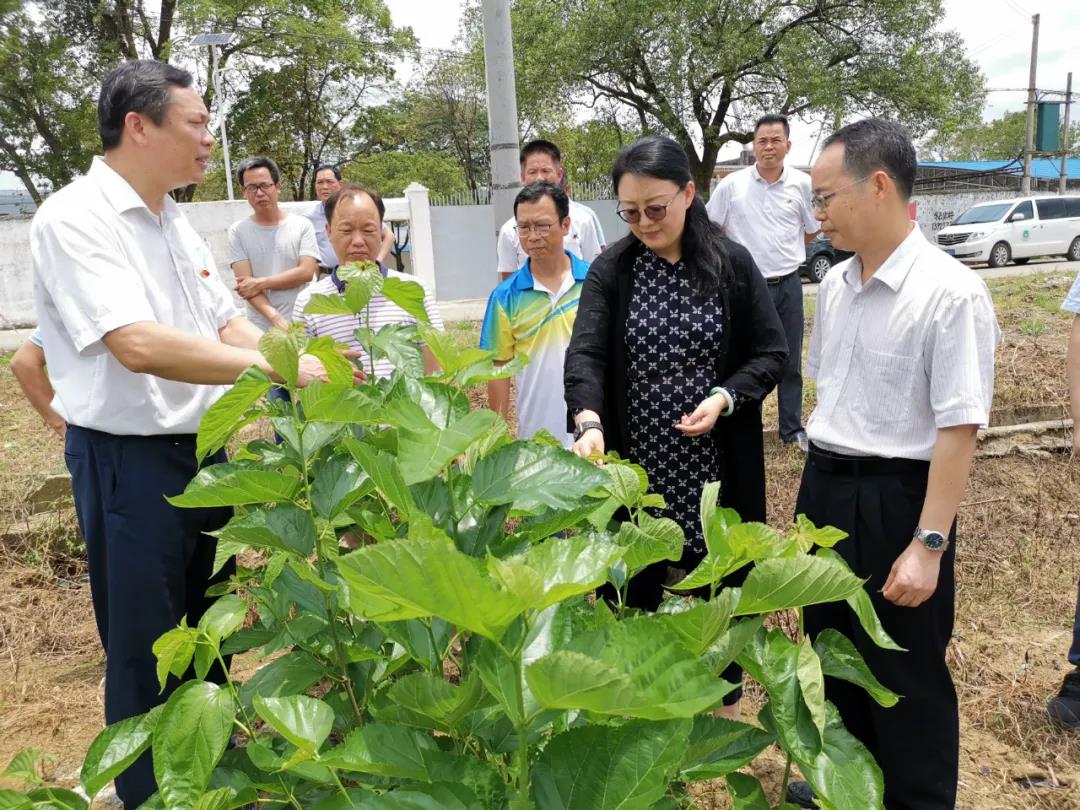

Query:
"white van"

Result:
[[935, 195, 1080, 267]]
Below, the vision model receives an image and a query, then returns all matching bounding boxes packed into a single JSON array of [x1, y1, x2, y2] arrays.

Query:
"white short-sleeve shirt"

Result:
[[496, 199, 605, 275], [806, 224, 1000, 460], [31, 157, 241, 435], [706, 165, 818, 278]]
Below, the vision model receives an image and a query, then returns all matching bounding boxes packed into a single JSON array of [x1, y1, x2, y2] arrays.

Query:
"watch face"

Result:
[[922, 532, 946, 550]]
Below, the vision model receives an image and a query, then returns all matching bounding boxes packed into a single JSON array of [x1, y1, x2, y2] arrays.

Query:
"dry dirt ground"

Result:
[[1, 273, 1080, 808]]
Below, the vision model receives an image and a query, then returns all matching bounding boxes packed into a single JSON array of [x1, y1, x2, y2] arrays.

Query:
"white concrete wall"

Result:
[[0, 191, 428, 329], [914, 190, 1020, 240]]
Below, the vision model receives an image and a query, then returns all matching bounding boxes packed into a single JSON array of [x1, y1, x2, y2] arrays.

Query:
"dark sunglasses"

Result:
[[616, 190, 681, 224]]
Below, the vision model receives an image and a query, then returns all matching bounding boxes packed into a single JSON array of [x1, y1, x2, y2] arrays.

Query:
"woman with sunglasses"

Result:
[[565, 137, 787, 705]]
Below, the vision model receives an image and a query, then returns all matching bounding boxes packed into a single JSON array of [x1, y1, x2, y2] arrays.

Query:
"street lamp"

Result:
[[192, 32, 238, 200]]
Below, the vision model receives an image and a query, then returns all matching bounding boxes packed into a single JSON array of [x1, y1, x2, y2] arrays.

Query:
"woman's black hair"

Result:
[[611, 136, 732, 295]]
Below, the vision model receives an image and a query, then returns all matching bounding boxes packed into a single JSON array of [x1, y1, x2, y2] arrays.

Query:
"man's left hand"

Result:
[[236, 277, 264, 299], [881, 540, 943, 607]]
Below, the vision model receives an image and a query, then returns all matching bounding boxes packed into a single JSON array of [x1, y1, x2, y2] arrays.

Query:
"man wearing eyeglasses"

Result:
[[307, 164, 395, 272], [495, 139, 605, 281], [784, 118, 999, 810], [228, 155, 319, 329], [482, 182, 590, 446], [706, 114, 819, 451]]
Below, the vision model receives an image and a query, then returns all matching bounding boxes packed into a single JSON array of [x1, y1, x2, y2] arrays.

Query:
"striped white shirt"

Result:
[[806, 224, 1000, 461], [292, 268, 444, 379]]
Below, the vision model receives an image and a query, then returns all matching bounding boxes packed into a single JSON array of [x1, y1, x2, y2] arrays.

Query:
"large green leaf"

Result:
[[152, 681, 235, 809], [338, 535, 526, 640], [734, 555, 865, 615], [677, 716, 774, 782], [815, 549, 905, 651], [614, 516, 683, 572], [698, 480, 723, 543], [198, 595, 248, 643], [376, 672, 488, 733], [0, 790, 33, 809], [311, 453, 370, 519], [299, 382, 383, 424], [253, 694, 334, 754], [526, 617, 735, 719], [725, 772, 770, 810], [213, 504, 316, 558], [345, 440, 416, 516], [380, 276, 431, 324], [814, 629, 900, 708], [80, 706, 162, 798], [761, 703, 885, 810], [258, 326, 303, 389], [365, 783, 482, 810], [472, 442, 608, 512], [153, 625, 198, 690], [531, 719, 690, 810], [237, 651, 326, 713], [167, 463, 301, 508], [797, 636, 828, 740], [601, 463, 646, 508], [304, 293, 354, 315], [472, 638, 525, 725], [739, 630, 821, 761], [304, 336, 357, 386], [197, 367, 271, 463], [658, 589, 736, 656], [320, 723, 437, 781], [488, 535, 624, 610], [703, 615, 765, 677], [22, 788, 86, 809], [367, 323, 425, 378], [404, 379, 471, 429], [397, 410, 498, 485]]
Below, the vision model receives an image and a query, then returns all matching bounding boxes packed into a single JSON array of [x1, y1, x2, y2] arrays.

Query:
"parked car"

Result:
[[800, 234, 853, 283], [935, 195, 1080, 268]]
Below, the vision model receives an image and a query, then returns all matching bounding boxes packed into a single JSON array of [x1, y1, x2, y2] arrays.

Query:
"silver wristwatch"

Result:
[[913, 527, 949, 552]]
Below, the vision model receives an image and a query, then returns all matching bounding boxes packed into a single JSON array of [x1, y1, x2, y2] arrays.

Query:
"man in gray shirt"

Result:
[[229, 155, 319, 329]]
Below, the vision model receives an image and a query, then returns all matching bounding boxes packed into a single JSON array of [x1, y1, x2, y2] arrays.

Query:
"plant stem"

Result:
[[294, 401, 364, 725], [329, 768, 356, 808], [779, 751, 794, 803]]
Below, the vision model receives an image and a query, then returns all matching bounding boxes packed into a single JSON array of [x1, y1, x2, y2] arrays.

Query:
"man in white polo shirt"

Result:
[[294, 182, 443, 378], [30, 59, 348, 807], [496, 139, 605, 280], [706, 114, 819, 449]]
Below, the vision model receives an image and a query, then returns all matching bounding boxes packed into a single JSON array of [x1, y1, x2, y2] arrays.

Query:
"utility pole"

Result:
[[480, 0, 521, 239], [1021, 13, 1040, 194], [1061, 72, 1073, 195]]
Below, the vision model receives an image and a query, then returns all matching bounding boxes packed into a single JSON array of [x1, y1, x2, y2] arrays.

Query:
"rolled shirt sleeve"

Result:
[[926, 288, 1001, 429], [704, 180, 730, 227], [496, 219, 522, 276], [31, 216, 157, 353], [576, 208, 604, 262], [297, 218, 321, 262]]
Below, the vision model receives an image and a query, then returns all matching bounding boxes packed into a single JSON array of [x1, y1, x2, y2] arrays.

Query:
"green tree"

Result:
[[0, 6, 97, 203], [541, 115, 639, 190], [926, 109, 1080, 161], [502, 0, 985, 192], [344, 149, 469, 199]]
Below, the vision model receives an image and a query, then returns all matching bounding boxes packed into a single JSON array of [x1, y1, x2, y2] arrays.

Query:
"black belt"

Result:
[[765, 271, 797, 285], [808, 442, 929, 476]]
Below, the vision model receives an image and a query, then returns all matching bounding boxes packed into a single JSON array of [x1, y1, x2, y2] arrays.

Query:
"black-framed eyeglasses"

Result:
[[811, 175, 874, 213], [616, 191, 681, 224], [243, 182, 275, 195]]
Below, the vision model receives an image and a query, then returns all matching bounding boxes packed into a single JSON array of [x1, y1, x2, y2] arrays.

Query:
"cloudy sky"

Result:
[[2, 0, 1076, 189]]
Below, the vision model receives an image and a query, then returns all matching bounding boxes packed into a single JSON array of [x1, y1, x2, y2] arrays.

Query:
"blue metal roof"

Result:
[[919, 157, 1080, 180]]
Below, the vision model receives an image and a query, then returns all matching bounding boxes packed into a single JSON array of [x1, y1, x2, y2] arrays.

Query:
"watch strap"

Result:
[[574, 420, 604, 440]]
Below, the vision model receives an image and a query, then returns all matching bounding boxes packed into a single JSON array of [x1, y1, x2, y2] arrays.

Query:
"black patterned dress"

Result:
[[625, 250, 725, 556]]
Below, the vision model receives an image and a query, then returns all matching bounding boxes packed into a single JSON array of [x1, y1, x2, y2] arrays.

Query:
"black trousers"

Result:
[[766, 271, 805, 441], [599, 545, 747, 705], [796, 450, 958, 810], [65, 427, 234, 806]]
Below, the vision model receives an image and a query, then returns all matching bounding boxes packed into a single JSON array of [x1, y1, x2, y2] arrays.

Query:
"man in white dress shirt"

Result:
[[785, 119, 999, 810], [30, 59, 348, 806], [495, 139, 605, 280], [706, 114, 819, 448]]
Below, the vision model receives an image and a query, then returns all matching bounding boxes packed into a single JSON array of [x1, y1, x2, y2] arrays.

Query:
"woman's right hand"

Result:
[[572, 428, 605, 462]]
